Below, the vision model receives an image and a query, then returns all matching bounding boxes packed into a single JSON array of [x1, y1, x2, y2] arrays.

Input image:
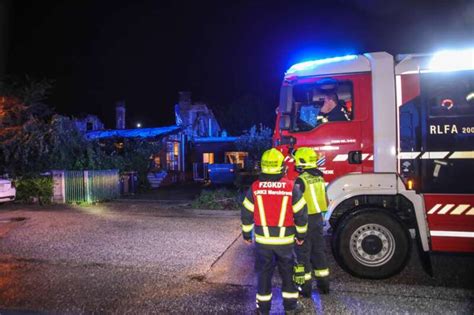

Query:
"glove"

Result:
[[293, 264, 306, 286]]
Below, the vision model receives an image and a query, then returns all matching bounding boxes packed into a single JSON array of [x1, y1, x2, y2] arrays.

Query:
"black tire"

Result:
[[331, 208, 411, 279]]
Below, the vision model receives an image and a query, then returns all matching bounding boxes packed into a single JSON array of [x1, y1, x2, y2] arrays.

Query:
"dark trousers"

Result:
[[295, 213, 328, 294], [255, 243, 298, 312]]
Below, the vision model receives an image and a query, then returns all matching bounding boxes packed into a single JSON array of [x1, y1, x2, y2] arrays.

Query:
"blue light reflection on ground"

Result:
[[312, 290, 323, 313], [251, 287, 328, 314]]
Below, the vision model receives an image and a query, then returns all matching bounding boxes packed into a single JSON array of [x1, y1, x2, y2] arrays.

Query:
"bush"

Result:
[[15, 176, 53, 205], [192, 188, 240, 210], [236, 125, 273, 171]]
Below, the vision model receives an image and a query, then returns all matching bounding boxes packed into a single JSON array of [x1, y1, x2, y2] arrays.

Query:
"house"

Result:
[[173, 92, 248, 182], [86, 126, 187, 188], [83, 93, 249, 187], [74, 114, 104, 132], [85, 102, 187, 188]]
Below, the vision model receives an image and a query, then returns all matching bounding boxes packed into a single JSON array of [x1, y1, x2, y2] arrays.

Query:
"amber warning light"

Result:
[[407, 179, 414, 190]]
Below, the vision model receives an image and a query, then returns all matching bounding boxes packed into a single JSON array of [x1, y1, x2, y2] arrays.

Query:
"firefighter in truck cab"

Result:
[[241, 148, 308, 315], [293, 147, 330, 295]]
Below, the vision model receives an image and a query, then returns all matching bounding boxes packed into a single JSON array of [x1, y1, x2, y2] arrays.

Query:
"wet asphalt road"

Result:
[[0, 202, 473, 314]]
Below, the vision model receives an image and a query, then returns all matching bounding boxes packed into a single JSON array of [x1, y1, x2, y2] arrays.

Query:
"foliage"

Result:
[[15, 176, 53, 205], [0, 76, 53, 126], [214, 94, 275, 135], [0, 77, 56, 175], [234, 170, 259, 191], [235, 124, 273, 171], [0, 77, 161, 191], [191, 188, 240, 210]]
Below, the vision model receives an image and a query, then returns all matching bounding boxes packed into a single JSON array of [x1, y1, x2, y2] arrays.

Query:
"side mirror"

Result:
[[279, 114, 291, 130]]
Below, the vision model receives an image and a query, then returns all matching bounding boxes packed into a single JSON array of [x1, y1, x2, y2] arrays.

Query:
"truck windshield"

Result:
[[288, 79, 354, 132]]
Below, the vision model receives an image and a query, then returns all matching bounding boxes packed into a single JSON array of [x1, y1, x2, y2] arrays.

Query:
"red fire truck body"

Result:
[[274, 50, 474, 278]]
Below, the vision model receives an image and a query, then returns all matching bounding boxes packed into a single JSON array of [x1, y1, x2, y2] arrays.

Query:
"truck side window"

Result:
[[292, 79, 353, 132], [426, 70, 474, 118]]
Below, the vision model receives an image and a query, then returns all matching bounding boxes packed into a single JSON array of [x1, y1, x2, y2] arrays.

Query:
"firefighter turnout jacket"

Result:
[[241, 173, 308, 312], [297, 169, 327, 214], [295, 168, 330, 295], [241, 175, 308, 245]]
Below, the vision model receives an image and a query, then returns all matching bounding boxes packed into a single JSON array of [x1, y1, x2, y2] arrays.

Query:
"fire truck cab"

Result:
[[274, 49, 474, 278]]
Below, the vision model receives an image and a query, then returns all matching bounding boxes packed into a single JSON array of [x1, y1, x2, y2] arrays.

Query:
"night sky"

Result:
[[5, 0, 474, 131]]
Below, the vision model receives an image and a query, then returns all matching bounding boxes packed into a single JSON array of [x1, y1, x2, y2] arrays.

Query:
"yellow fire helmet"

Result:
[[294, 147, 319, 169], [261, 148, 285, 174]]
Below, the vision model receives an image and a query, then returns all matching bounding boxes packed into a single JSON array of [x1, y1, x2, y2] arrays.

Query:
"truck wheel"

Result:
[[331, 208, 411, 279]]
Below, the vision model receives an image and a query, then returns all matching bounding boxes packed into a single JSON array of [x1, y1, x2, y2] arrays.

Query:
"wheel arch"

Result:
[[326, 173, 430, 252]]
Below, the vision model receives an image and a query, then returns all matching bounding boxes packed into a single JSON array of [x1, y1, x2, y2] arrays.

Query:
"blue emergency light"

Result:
[[286, 55, 358, 74]]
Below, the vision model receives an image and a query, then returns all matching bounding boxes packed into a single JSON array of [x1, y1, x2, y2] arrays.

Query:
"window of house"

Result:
[[292, 79, 354, 132], [225, 151, 248, 169], [166, 141, 180, 171], [203, 153, 214, 164], [153, 155, 161, 169], [86, 122, 94, 131]]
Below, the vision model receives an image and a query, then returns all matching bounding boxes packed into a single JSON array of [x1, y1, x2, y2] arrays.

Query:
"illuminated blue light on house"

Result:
[[429, 48, 474, 71], [85, 125, 181, 140], [286, 55, 358, 74]]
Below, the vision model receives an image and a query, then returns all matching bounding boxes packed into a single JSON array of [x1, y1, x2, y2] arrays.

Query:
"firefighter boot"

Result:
[[316, 277, 330, 294], [300, 281, 312, 298], [285, 301, 305, 315]]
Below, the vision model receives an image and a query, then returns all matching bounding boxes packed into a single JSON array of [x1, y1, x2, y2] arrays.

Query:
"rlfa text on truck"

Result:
[[274, 49, 474, 278]]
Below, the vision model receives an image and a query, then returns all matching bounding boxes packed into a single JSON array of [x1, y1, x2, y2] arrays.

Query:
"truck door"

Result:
[[419, 69, 474, 252], [284, 73, 373, 183]]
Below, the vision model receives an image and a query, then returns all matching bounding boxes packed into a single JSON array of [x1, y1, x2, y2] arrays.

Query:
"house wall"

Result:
[[191, 141, 237, 164]]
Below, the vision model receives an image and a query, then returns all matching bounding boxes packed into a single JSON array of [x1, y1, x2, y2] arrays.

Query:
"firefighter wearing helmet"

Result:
[[241, 148, 308, 314], [293, 147, 330, 295]]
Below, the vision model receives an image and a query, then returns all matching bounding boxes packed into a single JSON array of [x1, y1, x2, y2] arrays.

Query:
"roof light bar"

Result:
[[286, 55, 358, 74], [429, 48, 474, 72]]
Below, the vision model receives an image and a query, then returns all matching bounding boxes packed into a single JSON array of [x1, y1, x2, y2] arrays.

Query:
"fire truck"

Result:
[[274, 49, 474, 278]]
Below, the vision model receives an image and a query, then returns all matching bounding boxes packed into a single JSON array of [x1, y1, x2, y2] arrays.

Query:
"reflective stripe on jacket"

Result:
[[298, 172, 327, 215], [241, 175, 308, 244]]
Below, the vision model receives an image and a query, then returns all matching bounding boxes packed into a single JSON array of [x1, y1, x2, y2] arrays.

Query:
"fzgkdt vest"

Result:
[[251, 178, 295, 227]]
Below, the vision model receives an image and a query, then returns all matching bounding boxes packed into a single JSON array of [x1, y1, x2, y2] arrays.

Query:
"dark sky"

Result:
[[5, 0, 474, 130]]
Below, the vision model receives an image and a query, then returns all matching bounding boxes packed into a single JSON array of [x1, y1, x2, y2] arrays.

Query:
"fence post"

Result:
[[51, 170, 66, 203], [83, 170, 91, 203]]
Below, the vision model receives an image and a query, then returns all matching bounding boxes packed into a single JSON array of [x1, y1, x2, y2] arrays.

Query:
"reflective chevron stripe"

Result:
[[427, 203, 474, 215], [333, 154, 373, 162], [331, 151, 474, 162]]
